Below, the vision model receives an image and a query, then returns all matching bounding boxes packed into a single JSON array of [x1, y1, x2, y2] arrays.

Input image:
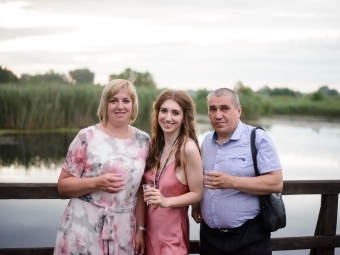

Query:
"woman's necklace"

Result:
[[154, 136, 178, 188]]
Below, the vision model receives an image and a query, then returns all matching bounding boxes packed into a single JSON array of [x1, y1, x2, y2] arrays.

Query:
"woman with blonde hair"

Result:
[[143, 89, 203, 255], [54, 79, 150, 255]]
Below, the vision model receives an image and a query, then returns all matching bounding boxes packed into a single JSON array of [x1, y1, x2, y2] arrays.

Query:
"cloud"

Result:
[[0, 26, 77, 41], [0, 0, 339, 92]]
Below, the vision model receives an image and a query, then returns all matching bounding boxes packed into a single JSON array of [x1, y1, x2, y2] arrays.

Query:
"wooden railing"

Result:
[[0, 180, 340, 255]]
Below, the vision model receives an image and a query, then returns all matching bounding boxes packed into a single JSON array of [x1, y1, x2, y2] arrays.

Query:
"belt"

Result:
[[202, 214, 261, 235]]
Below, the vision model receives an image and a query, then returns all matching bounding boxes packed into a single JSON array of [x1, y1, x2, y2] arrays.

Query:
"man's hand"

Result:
[[204, 170, 283, 195], [191, 203, 202, 223], [204, 171, 235, 190]]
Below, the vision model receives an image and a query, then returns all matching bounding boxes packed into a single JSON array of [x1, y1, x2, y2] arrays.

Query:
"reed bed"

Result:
[[1, 84, 339, 130], [0, 83, 159, 130], [270, 97, 340, 117]]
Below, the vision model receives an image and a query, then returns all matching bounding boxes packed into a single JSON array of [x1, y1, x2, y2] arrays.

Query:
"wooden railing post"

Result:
[[310, 194, 338, 255]]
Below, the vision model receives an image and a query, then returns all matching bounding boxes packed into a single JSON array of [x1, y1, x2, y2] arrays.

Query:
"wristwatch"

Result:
[[138, 226, 146, 232]]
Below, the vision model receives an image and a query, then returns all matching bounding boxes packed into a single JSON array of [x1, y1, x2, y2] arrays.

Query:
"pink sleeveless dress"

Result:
[[143, 161, 190, 255]]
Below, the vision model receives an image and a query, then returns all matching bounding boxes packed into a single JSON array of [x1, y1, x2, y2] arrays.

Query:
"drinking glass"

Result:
[[142, 184, 159, 208], [203, 169, 215, 188]]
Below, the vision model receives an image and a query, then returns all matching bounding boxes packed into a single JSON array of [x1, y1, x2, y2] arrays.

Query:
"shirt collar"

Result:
[[211, 120, 243, 142]]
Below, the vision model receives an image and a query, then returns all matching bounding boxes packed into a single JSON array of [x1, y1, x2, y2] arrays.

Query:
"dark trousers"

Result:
[[199, 215, 272, 255]]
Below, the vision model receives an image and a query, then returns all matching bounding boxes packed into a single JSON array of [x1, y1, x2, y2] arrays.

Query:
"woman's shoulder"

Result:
[[182, 138, 199, 154], [71, 126, 93, 137], [76, 124, 99, 133], [134, 127, 151, 141], [78, 125, 98, 141]]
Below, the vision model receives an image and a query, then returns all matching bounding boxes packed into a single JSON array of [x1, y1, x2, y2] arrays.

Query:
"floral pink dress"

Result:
[[53, 125, 150, 255]]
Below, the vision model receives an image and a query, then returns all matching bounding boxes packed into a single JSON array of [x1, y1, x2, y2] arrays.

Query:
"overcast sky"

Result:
[[1, 0, 339, 93]]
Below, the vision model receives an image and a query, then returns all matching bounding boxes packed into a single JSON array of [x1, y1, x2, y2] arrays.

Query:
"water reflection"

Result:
[[0, 132, 77, 168]]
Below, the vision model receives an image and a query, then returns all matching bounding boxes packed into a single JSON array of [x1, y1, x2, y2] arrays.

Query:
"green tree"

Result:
[[0, 66, 19, 83], [257, 86, 302, 97], [234, 81, 253, 96], [109, 68, 157, 88], [234, 81, 265, 119], [194, 89, 211, 114], [69, 68, 95, 84], [257, 85, 272, 95], [269, 88, 296, 97], [19, 70, 70, 85], [310, 91, 325, 101], [318, 85, 339, 97]]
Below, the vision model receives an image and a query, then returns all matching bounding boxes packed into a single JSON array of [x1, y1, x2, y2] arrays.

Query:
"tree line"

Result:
[[1, 65, 339, 131], [0, 65, 157, 88]]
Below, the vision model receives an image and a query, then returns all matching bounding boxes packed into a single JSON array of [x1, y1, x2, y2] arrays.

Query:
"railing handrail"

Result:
[[0, 180, 340, 254], [1, 180, 340, 199]]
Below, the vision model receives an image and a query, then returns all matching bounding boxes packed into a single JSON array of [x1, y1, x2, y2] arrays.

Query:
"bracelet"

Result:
[[137, 226, 146, 232]]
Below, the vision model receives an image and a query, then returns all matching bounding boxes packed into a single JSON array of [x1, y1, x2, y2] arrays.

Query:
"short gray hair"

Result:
[[207, 88, 240, 107]]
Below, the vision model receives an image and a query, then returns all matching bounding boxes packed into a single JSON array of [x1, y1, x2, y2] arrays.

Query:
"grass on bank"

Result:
[[0, 83, 339, 130], [0, 83, 159, 130]]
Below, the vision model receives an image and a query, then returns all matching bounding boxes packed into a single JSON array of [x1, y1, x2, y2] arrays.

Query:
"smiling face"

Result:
[[107, 89, 133, 126], [158, 99, 183, 135], [208, 94, 242, 141]]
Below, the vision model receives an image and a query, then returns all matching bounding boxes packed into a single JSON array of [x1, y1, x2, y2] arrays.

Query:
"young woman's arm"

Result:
[[134, 184, 146, 255]]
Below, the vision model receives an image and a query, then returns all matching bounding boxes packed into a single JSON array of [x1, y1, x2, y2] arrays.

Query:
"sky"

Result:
[[0, 0, 339, 93]]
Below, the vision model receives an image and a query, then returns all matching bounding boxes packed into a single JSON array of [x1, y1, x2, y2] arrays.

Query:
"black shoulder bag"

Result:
[[251, 127, 286, 232]]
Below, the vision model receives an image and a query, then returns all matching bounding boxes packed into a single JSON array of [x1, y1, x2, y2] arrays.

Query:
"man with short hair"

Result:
[[192, 88, 283, 255]]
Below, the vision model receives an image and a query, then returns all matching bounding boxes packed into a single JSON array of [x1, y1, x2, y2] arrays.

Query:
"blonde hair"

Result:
[[97, 79, 138, 125]]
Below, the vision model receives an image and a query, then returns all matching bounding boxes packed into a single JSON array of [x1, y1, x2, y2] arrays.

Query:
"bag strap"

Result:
[[251, 127, 265, 177]]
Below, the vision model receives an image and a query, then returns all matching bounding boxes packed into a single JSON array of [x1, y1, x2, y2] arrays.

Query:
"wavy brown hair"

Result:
[[146, 89, 200, 172]]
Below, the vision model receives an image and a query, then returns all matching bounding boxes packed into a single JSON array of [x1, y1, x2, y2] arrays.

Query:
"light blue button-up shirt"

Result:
[[200, 121, 282, 229]]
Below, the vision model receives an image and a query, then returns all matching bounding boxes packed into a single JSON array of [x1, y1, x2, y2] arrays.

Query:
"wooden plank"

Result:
[[0, 247, 53, 255], [0, 183, 68, 199], [1, 236, 340, 254], [311, 197, 324, 255], [310, 194, 338, 255], [270, 235, 340, 251], [313, 194, 338, 236], [283, 180, 340, 195], [189, 236, 340, 252], [322, 194, 338, 236], [1, 180, 340, 199]]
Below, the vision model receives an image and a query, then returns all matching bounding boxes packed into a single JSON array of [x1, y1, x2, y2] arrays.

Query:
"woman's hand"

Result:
[[134, 229, 145, 255], [95, 173, 125, 193], [143, 187, 168, 208]]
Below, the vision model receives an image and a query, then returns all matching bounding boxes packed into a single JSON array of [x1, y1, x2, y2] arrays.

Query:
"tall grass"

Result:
[[238, 92, 265, 120], [269, 96, 340, 117], [0, 83, 101, 129], [0, 83, 159, 130], [194, 91, 340, 119], [133, 87, 159, 132], [1, 84, 339, 130]]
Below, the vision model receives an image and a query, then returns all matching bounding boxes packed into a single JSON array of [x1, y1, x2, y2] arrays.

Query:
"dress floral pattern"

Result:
[[54, 125, 150, 255]]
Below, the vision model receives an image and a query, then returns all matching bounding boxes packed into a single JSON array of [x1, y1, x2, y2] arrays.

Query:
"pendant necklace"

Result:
[[154, 136, 178, 188]]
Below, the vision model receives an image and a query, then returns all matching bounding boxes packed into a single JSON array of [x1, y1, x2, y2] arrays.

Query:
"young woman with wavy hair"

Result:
[[143, 89, 203, 255]]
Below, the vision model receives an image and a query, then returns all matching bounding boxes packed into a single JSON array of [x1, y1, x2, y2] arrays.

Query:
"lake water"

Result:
[[1, 116, 340, 254]]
